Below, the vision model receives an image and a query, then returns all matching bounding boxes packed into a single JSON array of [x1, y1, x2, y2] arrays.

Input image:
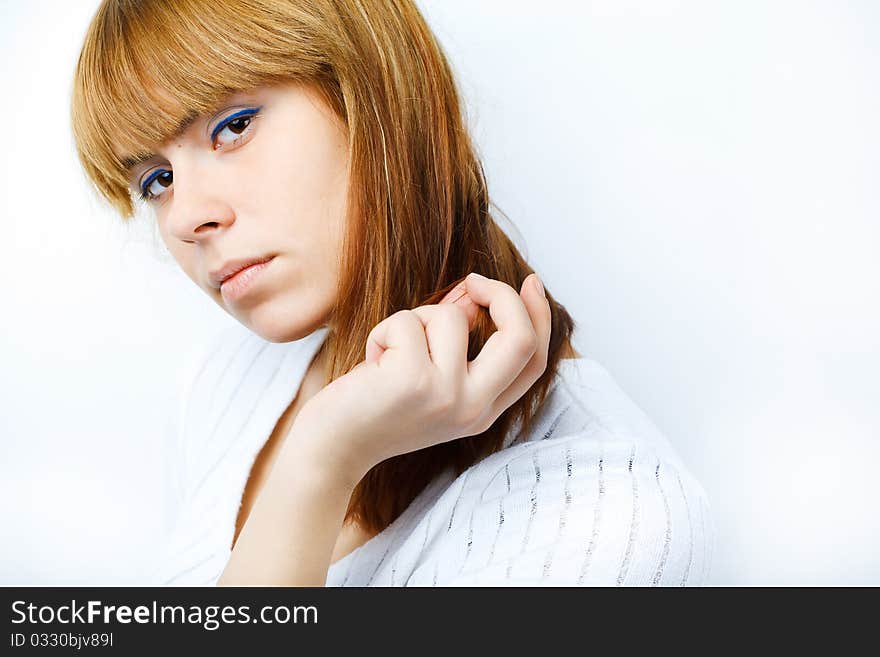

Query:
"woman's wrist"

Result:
[[279, 410, 374, 494]]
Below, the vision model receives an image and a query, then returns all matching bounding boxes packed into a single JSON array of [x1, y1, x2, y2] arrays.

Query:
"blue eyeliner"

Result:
[[210, 107, 262, 142], [140, 169, 167, 199]]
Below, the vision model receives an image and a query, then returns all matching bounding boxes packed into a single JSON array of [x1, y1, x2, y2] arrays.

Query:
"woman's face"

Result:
[[125, 81, 350, 342]]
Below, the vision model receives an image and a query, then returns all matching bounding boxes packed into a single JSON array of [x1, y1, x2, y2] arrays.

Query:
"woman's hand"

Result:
[[289, 272, 552, 489]]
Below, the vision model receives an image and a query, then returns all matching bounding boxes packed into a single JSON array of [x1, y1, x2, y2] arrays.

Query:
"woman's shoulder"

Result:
[[413, 356, 715, 585], [484, 355, 698, 476]]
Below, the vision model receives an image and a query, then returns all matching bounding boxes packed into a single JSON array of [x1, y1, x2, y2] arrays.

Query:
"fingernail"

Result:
[[533, 274, 545, 298], [440, 281, 466, 304], [469, 272, 487, 281], [450, 290, 469, 305]]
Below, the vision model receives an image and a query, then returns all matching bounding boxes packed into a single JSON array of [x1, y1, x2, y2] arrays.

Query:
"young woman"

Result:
[[70, 0, 713, 586]]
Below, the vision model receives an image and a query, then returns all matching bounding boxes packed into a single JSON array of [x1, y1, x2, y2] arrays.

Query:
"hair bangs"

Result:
[[71, 0, 326, 217]]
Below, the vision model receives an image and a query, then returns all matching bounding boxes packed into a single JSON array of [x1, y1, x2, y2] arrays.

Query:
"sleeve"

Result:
[[437, 432, 714, 587]]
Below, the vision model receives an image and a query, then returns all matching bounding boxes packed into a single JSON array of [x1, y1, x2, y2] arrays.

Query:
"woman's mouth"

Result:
[[220, 257, 275, 303]]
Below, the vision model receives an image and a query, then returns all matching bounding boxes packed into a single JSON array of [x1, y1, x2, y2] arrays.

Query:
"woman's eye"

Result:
[[135, 107, 260, 202], [212, 108, 260, 150], [139, 169, 173, 201]]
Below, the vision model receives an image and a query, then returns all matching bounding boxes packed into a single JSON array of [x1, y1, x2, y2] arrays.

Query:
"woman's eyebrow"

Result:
[[121, 109, 202, 173], [172, 110, 200, 138], [122, 152, 153, 173]]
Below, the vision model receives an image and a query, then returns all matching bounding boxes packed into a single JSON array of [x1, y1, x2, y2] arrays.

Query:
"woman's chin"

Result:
[[238, 307, 328, 344]]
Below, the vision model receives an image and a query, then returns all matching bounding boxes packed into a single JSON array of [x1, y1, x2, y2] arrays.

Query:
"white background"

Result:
[[1, 0, 878, 585]]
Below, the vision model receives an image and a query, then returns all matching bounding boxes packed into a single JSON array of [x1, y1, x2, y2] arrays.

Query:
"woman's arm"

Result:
[[217, 272, 550, 586], [216, 418, 363, 586]]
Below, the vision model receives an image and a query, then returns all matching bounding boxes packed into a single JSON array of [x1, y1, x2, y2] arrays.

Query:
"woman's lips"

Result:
[[220, 257, 275, 303]]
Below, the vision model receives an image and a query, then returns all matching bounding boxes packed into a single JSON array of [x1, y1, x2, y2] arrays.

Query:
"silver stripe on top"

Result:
[[577, 439, 605, 585], [541, 403, 573, 441], [486, 498, 506, 569], [484, 464, 510, 569], [675, 469, 694, 586], [651, 461, 673, 586], [402, 501, 440, 587], [459, 507, 476, 575], [616, 444, 639, 586], [523, 452, 543, 549], [446, 470, 471, 533], [366, 537, 395, 586], [506, 449, 541, 581], [542, 444, 574, 581], [369, 473, 453, 586]]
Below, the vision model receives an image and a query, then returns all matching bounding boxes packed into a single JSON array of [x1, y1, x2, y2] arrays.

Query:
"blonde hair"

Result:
[[72, 0, 578, 534]]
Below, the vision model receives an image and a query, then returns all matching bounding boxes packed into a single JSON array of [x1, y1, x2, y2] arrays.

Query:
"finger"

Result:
[[439, 280, 480, 331], [365, 309, 431, 366], [486, 273, 552, 418], [408, 303, 470, 380], [462, 273, 537, 401]]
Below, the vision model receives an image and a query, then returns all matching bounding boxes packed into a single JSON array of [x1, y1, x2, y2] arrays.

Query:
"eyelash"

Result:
[[137, 107, 261, 202]]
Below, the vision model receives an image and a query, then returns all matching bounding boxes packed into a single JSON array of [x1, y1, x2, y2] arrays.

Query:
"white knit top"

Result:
[[150, 323, 714, 586]]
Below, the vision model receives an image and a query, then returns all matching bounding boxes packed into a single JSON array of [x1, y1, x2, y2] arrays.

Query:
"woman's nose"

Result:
[[164, 162, 235, 243]]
